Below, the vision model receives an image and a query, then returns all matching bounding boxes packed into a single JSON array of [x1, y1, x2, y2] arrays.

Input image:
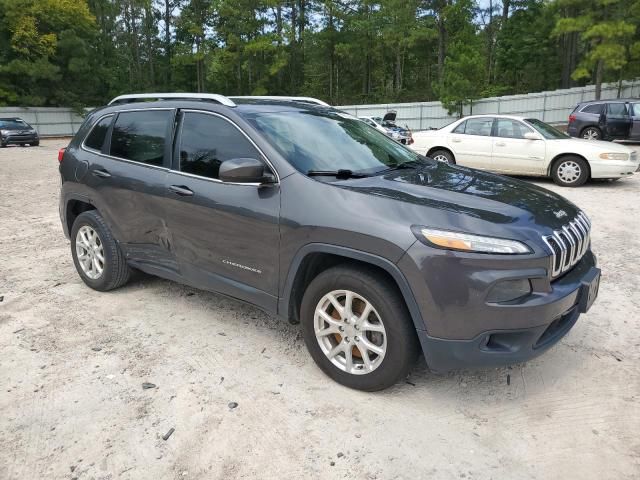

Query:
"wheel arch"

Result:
[[548, 153, 591, 178], [426, 146, 455, 160], [64, 195, 96, 238], [279, 244, 425, 335], [579, 124, 601, 138]]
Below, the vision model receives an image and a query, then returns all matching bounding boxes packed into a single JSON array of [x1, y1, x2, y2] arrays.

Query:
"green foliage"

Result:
[[0, 0, 638, 107]]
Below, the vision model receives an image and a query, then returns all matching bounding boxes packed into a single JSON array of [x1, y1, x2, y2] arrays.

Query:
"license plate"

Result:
[[578, 268, 601, 313]]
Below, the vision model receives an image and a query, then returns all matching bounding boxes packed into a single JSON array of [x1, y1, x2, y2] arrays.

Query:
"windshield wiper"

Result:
[[306, 169, 369, 179]]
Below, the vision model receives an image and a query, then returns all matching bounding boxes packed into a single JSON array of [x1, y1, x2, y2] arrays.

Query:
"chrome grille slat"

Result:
[[543, 212, 591, 278]]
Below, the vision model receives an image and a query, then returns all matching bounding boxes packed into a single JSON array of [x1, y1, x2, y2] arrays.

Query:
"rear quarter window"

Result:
[[83, 115, 113, 151], [109, 110, 172, 166], [582, 104, 603, 114]]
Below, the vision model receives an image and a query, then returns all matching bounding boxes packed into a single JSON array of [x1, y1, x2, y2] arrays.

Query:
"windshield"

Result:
[[0, 119, 29, 130], [525, 118, 567, 139], [248, 110, 422, 175]]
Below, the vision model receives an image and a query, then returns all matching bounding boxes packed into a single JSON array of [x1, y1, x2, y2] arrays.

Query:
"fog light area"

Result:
[[486, 279, 532, 303]]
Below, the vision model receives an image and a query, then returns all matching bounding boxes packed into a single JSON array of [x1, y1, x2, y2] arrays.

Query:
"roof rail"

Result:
[[229, 96, 330, 106], [108, 93, 237, 107]]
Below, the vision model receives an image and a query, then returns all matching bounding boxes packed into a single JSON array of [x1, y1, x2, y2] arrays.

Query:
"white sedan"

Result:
[[411, 115, 639, 186]]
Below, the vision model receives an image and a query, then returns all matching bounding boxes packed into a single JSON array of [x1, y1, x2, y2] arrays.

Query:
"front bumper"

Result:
[[398, 243, 599, 373], [1, 133, 39, 145], [589, 158, 640, 178]]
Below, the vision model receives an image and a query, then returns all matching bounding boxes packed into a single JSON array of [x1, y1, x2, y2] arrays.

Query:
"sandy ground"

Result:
[[1, 139, 639, 480]]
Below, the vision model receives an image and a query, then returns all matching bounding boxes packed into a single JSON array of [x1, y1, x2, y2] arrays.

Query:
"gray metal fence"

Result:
[[0, 107, 85, 137], [337, 79, 640, 131], [3, 79, 639, 136]]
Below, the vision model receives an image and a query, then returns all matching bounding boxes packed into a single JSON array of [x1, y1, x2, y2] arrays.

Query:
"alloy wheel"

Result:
[[582, 128, 600, 140], [314, 290, 387, 375], [75, 225, 105, 279]]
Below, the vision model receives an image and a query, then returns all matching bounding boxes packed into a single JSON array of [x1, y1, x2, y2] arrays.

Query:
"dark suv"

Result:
[[567, 99, 640, 141], [59, 93, 601, 391], [0, 117, 39, 147]]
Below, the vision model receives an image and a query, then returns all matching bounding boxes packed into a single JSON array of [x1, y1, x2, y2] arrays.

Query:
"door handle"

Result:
[[169, 185, 194, 197], [451, 137, 462, 143], [92, 169, 111, 178], [495, 142, 506, 147]]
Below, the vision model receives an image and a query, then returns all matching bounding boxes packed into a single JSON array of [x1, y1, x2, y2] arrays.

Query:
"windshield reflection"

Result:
[[248, 110, 423, 175]]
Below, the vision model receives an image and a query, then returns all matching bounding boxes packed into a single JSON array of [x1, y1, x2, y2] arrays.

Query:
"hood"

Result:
[[553, 137, 635, 154], [383, 111, 397, 122], [340, 163, 580, 232]]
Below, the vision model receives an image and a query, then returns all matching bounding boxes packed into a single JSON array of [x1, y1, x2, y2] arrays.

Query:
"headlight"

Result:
[[413, 227, 531, 254], [0, 129, 8, 136], [599, 152, 629, 160]]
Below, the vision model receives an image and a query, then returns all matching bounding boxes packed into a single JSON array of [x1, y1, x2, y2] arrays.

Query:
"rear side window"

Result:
[[84, 115, 113, 151], [461, 118, 493, 136], [178, 112, 261, 180], [633, 104, 640, 117], [110, 110, 171, 166], [582, 104, 602, 114], [452, 121, 466, 133]]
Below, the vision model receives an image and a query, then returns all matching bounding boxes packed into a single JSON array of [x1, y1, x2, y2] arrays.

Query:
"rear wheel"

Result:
[[551, 156, 589, 187], [32, 141, 39, 146], [300, 265, 419, 391], [71, 210, 131, 291], [581, 126, 602, 141], [430, 149, 455, 164]]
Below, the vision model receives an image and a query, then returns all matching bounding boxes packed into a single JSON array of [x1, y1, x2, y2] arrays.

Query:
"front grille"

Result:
[[542, 212, 591, 278]]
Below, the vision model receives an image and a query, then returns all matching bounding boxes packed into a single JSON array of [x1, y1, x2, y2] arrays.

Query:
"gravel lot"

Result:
[[1, 139, 639, 480]]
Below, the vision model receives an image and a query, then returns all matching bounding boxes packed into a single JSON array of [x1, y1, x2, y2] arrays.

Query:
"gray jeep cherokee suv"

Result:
[[59, 93, 601, 391]]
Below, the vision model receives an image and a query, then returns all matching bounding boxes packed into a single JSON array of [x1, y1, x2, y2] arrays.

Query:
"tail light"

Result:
[[58, 148, 66, 163], [568, 114, 576, 124]]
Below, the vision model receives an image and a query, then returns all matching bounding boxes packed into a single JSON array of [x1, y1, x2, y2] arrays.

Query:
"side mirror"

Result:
[[219, 158, 276, 184], [524, 132, 541, 140]]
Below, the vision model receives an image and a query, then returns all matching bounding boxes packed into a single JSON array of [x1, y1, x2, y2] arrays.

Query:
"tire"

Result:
[[551, 156, 589, 187], [32, 141, 39, 146], [300, 265, 419, 391], [581, 126, 602, 141], [430, 149, 455, 164], [70, 210, 131, 291]]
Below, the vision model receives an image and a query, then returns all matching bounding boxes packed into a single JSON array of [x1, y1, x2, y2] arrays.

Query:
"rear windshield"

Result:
[[0, 119, 30, 130], [247, 109, 420, 174]]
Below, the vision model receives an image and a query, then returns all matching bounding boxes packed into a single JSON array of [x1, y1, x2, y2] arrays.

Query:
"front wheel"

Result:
[[429, 149, 455, 164], [551, 156, 589, 187], [300, 265, 419, 391], [581, 126, 602, 141], [71, 210, 131, 291]]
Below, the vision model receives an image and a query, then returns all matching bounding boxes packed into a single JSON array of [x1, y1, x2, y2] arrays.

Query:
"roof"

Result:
[[579, 98, 639, 104]]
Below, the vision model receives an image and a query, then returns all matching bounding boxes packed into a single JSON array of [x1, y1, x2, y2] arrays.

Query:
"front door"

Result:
[[163, 110, 281, 309], [600, 102, 632, 139], [490, 118, 546, 175], [448, 117, 495, 169]]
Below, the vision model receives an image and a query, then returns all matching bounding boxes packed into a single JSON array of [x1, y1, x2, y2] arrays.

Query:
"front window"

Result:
[[247, 110, 421, 175], [524, 118, 567, 139], [494, 119, 532, 139]]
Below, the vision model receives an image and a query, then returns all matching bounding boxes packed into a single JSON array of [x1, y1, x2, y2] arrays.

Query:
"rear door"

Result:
[[82, 109, 175, 269], [601, 102, 632, 139], [163, 110, 281, 309], [630, 102, 640, 141], [448, 117, 495, 169], [490, 118, 546, 175]]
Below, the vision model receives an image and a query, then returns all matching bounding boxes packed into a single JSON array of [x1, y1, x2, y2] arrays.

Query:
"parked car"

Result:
[[411, 114, 638, 187], [59, 93, 600, 391], [567, 99, 640, 141], [0, 117, 39, 147], [360, 112, 413, 145]]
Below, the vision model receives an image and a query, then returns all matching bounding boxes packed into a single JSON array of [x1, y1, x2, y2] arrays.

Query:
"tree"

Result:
[[554, 0, 639, 99]]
